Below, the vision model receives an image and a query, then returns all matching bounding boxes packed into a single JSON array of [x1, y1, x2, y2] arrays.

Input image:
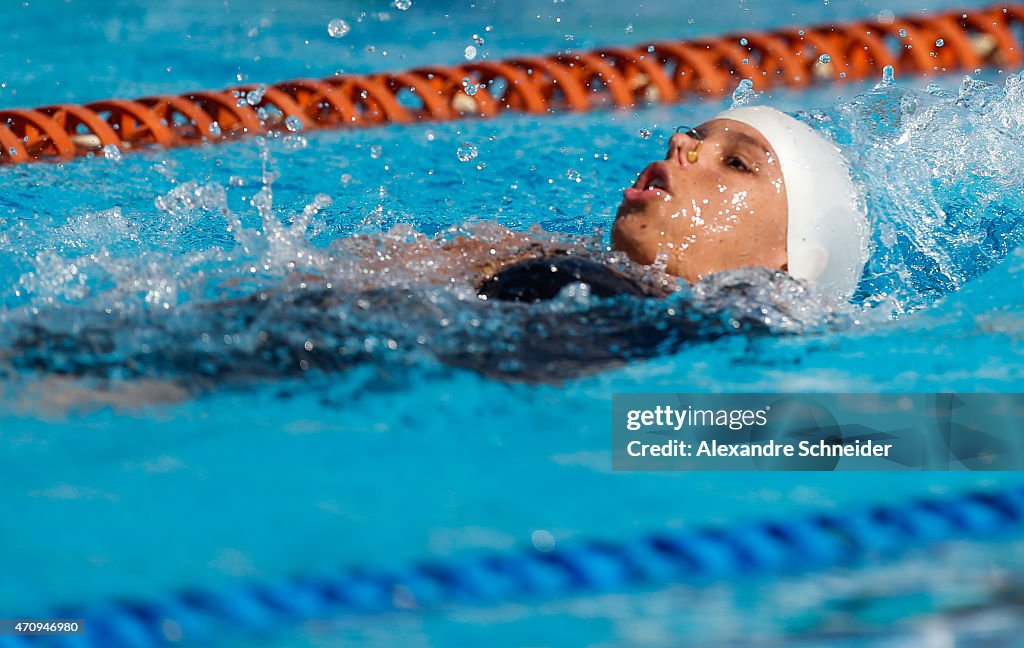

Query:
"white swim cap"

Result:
[[714, 106, 870, 302]]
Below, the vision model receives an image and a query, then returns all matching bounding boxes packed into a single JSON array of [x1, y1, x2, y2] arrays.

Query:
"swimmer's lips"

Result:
[[623, 161, 673, 203]]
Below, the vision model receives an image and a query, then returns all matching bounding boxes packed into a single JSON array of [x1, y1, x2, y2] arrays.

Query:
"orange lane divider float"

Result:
[[2, 3, 1022, 164]]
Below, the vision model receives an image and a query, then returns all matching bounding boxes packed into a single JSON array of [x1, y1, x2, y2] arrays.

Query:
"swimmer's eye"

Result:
[[725, 155, 752, 172]]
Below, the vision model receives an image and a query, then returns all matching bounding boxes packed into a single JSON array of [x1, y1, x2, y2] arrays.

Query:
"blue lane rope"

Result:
[[5, 485, 1024, 648]]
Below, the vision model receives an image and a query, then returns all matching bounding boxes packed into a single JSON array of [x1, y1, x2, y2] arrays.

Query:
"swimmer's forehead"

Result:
[[696, 118, 774, 158]]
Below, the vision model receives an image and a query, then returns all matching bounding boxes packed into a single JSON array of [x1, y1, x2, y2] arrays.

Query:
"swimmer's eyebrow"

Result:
[[730, 133, 771, 158], [704, 122, 771, 157]]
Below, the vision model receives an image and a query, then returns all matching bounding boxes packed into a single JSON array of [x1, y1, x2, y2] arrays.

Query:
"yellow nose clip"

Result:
[[687, 140, 702, 163]]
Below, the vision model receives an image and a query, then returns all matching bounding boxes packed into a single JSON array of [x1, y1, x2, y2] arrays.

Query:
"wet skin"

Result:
[[611, 118, 788, 284]]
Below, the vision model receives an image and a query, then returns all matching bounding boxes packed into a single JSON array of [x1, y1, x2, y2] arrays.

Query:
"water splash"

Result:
[[799, 71, 1024, 314]]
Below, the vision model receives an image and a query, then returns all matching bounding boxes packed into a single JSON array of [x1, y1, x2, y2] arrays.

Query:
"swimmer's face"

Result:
[[611, 119, 787, 283]]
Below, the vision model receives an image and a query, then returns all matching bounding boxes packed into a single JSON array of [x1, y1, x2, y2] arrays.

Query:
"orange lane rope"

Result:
[[2, 3, 1022, 165]]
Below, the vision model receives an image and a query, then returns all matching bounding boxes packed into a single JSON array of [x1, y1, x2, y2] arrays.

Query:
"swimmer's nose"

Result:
[[667, 131, 700, 168]]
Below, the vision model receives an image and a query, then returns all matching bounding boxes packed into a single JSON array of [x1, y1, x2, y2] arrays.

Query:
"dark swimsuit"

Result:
[[477, 254, 657, 302]]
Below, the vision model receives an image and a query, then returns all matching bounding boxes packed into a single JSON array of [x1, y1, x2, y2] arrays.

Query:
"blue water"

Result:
[[2, 0, 1024, 646]]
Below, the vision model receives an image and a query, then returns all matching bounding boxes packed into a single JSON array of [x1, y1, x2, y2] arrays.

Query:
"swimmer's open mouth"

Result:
[[623, 161, 673, 202]]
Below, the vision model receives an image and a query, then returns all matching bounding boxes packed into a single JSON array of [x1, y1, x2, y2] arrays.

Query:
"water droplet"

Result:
[[739, 37, 748, 46], [473, 33, 485, 45], [229, 176, 245, 187], [625, 23, 633, 34], [881, 65, 895, 85], [394, 0, 412, 10], [208, 121, 222, 137], [898, 28, 907, 38], [456, 143, 478, 162], [647, 45, 655, 53], [638, 128, 652, 139], [245, 85, 266, 106], [731, 78, 756, 107], [103, 144, 122, 161], [464, 45, 477, 60], [8, 147, 16, 156], [283, 134, 308, 150], [285, 115, 304, 132], [531, 530, 556, 552], [818, 53, 831, 64], [340, 173, 353, 185], [565, 168, 581, 183], [327, 18, 350, 38], [370, 144, 383, 159], [935, 38, 944, 47], [461, 77, 479, 96]]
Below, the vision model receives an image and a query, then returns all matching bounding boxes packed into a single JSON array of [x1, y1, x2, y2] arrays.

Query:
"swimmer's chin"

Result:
[[611, 220, 657, 268]]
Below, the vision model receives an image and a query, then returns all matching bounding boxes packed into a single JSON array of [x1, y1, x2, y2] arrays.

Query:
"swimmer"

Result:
[[423, 106, 871, 304], [6, 106, 875, 393]]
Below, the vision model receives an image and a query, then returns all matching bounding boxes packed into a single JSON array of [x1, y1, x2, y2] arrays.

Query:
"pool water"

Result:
[[2, 0, 1024, 646]]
